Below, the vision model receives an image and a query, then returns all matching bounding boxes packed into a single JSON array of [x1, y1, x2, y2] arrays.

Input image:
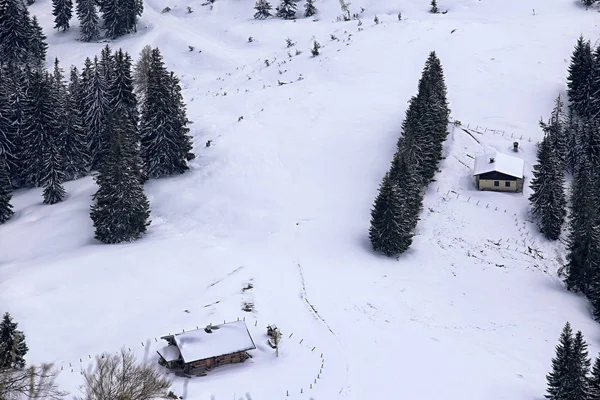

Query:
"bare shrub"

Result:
[[0, 363, 67, 399], [78, 349, 172, 400]]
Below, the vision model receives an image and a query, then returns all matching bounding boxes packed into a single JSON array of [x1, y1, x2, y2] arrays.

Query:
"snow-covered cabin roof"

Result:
[[472, 152, 524, 179], [157, 344, 181, 362], [166, 321, 256, 363]]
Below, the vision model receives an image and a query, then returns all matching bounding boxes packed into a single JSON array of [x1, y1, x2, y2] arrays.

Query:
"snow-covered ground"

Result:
[[2, 0, 600, 398]]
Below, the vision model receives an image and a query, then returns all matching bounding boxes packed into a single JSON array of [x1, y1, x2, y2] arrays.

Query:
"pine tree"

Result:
[[430, 0, 438, 13], [21, 70, 62, 187], [140, 48, 194, 178], [0, 0, 33, 67], [541, 95, 568, 170], [564, 152, 600, 295], [76, 0, 100, 42], [0, 312, 28, 369], [52, 0, 73, 31], [133, 45, 152, 104], [546, 322, 574, 400], [102, 0, 142, 38], [304, 0, 316, 17], [397, 52, 450, 186], [254, 0, 272, 19], [567, 36, 594, 119], [3, 69, 28, 187], [589, 354, 600, 400], [62, 66, 89, 180], [571, 330, 591, 400], [370, 154, 423, 256], [41, 136, 65, 204], [28, 16, 48, 69], [369, 172, 405, 256], [0, 69, 14, 175], [90, 113, 150, 244], [581, 0, 597, 9], [276, 0, 297, 19], [0, 160, 14, 224], [83, 56, 110, 171], [529, 134, 567, 240]]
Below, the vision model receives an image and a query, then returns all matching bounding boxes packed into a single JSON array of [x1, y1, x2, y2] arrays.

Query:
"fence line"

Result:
[[56, 316, 324, 399], [448, 117, 535, 143]]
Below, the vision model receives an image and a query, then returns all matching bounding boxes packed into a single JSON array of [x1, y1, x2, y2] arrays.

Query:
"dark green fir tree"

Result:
[[140, 48, 194, 179], [567, 36, 594, 119], [589, 354, 600, 400], [529, 134, 567, 240], [90, 114, 150, 243], [304, 0, 317, 17], [28, 16, 48, 69], [0, 161, 14, 224], [430, 0, 438, 13], [254, 0, 272, 18], [0, 0, 32, 67], [0, 312, 28, 369], [276, 0, 297, 19], [369, 172, 405, 256], [52, 0, 73, 31], [546, 322, 574, 400], [76, 0, 100, 42]]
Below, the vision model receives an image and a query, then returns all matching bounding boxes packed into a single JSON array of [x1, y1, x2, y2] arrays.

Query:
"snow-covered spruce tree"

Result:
[[76, 0, 100, 42], [2, 69, 28, 187], [109, 49, 143, 179], [581, 0, 598, 9], [90, 113, 150, 244], [571, 330, 592, 400], [140, 48, 194, 178], [546, 322, 574, 400], [0, 0, 32, 67], [83, 56, 110, 171], [430, 0, 438, 13], [369, 153, 423, 256], [52, 0, 73, 31], [589, 354, 600, 400], [21, 69, 62, 187], [567, 36, 594, 119], [369, 172, 405, 256], [397, 52, 450, 187], [528, 134, 566, 240], [541, 94, 567, 170], [304, 0, 316, 17], [0, 70, 14, 174], [133, 45, 152, 103], [0, 312, 28, 369], [254, 0, 272, 19], [0, 160, 14, 224], [276, 0, 297, 19], [564, 151, 600, 295], [28, 16, 47, 70], [41, 134, 65, 204], [61, 66, 89, 180], [101, 0, 142, 38]]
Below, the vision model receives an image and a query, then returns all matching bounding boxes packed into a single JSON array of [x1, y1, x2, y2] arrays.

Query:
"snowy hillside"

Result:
[[2, 0, 600, 398]]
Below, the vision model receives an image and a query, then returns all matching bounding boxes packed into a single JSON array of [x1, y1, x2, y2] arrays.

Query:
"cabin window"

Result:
[[494, 181, 499, 187], [505, 181, 511, 187]]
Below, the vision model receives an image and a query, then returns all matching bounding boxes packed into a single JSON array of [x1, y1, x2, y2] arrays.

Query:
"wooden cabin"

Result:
[[473, 152, 524, 193], [157, 320, 256, 373]]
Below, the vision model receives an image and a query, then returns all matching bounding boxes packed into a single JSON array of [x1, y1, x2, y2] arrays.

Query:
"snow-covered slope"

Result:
[[2, 0, 600, 398]]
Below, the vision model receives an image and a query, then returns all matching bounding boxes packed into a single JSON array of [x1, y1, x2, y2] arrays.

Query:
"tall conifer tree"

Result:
[[0, 0, 32, 67], [0, 160, 13, 224], [546, 322, 575, 400], [52, 0, 73, 31], [0, 313, 28, 369], [76, 0, 100, 42], [139, 48, 194, 178], [90, 113, 150, 243]]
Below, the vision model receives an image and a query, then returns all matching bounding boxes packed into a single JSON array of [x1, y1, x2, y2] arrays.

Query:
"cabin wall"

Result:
[[187, 352, 249, 370], [477, 178, 522, 192]]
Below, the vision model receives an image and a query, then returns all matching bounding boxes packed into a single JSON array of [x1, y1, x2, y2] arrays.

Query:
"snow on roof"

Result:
[[172, 321, 256, 363], [157, 344, 181, 362], [472, 152, 524, 178]]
